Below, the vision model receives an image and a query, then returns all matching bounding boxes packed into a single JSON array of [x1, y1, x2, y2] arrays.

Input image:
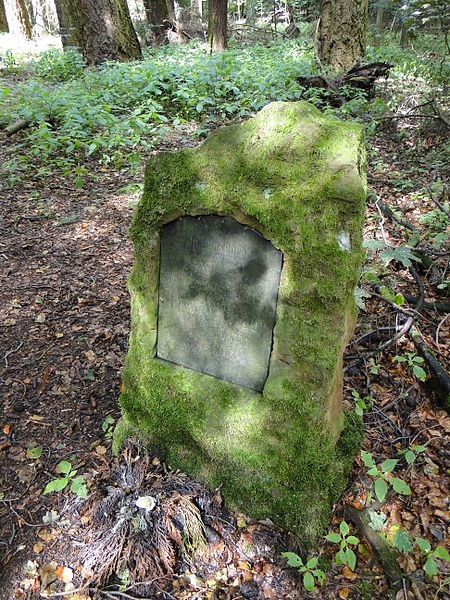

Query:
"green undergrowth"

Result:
[[0, 40, 316, 185], [1, 30, 446, 187]]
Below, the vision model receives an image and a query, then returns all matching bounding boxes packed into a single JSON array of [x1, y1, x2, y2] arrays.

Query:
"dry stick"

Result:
[[343, 504, 403, 590], [409, 326, 450, 407], [426, 184, 449, 217], [431, 90, 450, 129], [4, 118, 30, 136], [3, 341, 23, 367], [436, 313, 450, 349]]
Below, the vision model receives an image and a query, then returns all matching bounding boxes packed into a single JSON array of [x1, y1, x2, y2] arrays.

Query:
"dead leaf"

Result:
[[39, 561, 58, 589], [33, 542, 43, 554], [56, 332, 64, 339], [338, 588, 349, 599], [56, 566, 73, 583], [95, 445, 106, 456], [85, 350, 95, 363], [35, 313, 46, 323], [3, 424, 11, 435], [342, 566, 357, 580], [39, 366, 50, 394]]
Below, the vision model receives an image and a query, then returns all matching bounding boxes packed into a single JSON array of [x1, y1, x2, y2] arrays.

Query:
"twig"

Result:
[[3, 341, 23, 368], [431, 90, 450, 129], [426, 184, 449, 217], [436, 313, 450, 349]]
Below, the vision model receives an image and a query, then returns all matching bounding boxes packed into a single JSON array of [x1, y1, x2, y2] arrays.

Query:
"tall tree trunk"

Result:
[[143, 0, 174, 45], [208, 0, 227, 52], [316, 0, 368, 72], [54, 0, 76, 47], [60, 0, 142, 64], [0, 0, 9, 31], [376, 2, 383, 30], [4, 0, 32, 38], [400, 22, 408, 48]]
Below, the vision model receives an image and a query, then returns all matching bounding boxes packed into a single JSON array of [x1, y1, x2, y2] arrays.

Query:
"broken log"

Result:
[[4, 118, 30, 137], [298, 61, 392, 106]]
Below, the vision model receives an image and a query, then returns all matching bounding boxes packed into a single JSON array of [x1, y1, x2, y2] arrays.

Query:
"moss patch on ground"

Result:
[[115, 101, 366, 544]]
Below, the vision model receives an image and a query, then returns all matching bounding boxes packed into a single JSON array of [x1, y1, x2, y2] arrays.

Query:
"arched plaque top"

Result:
[[156, 216, 283, 391]]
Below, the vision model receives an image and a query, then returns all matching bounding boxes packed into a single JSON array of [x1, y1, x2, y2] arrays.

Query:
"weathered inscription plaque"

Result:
[[157, 216, 282, 391]]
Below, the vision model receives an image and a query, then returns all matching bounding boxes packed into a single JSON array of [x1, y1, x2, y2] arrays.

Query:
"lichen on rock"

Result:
[[115, 101, 366, 544]]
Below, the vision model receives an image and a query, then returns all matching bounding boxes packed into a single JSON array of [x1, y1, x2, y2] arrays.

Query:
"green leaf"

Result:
[[368, 466, 379, 476], [281, 552, 303, 568], [380, 245, 421, 269], [392, 529, 413, 553], [345, 547, 357, 571], [340, 521, 349, 537], [44, 477, 68, 494], [361, 450, 375, 468], [347, 536, 359, 546], [306, 556, 318, 569], [414, 445, 426, 453], [27, 445, 43, 459], [374, 478, 388, 503], [404, 450, 415, 465], [394, 293, 405, 306], [391, 477, 411, 496], [314, 569, 325, 586], [58, 460, 71, 474], [303, 571, 314, 592], [413, 364, 426, 382], [433, 546, 450, 561], [326, 532, 341, 544], [416, 538, 431, 554], [424, 556, 438, 577], [413, 356, 424, 364], [381, 458, 398, 473], [394, 355, 407, 363], [70, 476, 87, 498]]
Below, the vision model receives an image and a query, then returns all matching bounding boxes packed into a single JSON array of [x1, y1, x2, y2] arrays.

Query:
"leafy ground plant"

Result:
[[352, 390, 372, 416], [326, 521, 359, 571], [44, 460, 87, 498], [394, 352, 426, 382], [281, 552, 325, 592], [361, 450, 411, 502]]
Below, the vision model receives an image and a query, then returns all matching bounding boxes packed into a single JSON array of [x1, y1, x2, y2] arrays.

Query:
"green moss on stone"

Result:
[[116, 101, 366, 544]]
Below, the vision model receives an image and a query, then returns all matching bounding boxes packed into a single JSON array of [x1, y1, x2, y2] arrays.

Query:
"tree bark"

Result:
[[4, 0, 32, 38], [60, 0, 142, 64], [400, 22, 408, 48], [143, 0, 174, 45], [376, 2, 383, 29], [316, 0, 368, 72], [54, 0, 76, 47], [208, 0, 227, 52], [0, 0, 9, 31]]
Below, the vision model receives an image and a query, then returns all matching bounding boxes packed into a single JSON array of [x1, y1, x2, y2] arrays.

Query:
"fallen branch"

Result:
[[402, 293, 450, 314], [431, 90, 450, 129], [409, 326, 450, 412], [426, 184, 449, 217], [343, 504, 403, 590], [297, 61, 392, 106], [4, 118, 30, 137]]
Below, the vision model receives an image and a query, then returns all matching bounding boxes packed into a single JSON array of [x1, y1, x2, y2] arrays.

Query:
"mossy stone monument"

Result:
[[115, 101, 366, 543]]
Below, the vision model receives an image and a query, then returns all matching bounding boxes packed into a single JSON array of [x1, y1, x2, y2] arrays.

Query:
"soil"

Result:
[[0, 115, 449, 600]]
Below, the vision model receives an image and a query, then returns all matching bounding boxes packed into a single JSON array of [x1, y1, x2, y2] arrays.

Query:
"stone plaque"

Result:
[[157, 216, 282, 391]]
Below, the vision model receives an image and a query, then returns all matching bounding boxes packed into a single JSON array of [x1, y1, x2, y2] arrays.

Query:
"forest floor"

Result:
[[0, 102, 449, 600]]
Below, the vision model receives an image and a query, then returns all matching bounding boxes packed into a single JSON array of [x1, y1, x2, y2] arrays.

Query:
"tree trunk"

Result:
[[60, 0, 142, 64], [0, 0, 9, 31], [400, 22, 408, 48], [4, 0, 32, 38], [208, 0, 227, 52], [316, 0, 368, 72], [54, 0, 76, 47], [376, 2, 383, 29], [143, 0, 174, 45]]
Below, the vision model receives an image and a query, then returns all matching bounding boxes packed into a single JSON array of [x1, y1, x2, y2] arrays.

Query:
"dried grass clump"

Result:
[[75, 440, 206, 591]]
